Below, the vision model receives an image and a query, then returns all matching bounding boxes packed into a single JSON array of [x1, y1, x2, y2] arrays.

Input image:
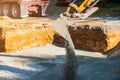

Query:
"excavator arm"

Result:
[[64, 0, 100, 19], [54, 0, 100, 49]]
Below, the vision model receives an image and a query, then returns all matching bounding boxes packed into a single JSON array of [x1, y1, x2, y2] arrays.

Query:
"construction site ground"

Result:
[[0, 16, 120, 80], [0, 44, 120, 80]]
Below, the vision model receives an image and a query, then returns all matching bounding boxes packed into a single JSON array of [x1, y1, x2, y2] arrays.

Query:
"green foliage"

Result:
[[99, 0, 107, 4], [95, 6, 120, 16], [98, 0, 120, 7], [47, 1, 120, 17], [47, 2, 67, 15]]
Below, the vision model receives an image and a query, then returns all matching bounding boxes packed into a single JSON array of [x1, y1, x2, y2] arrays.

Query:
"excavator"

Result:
[[62, 0, 100, 19], [54, 1, 100, 79], [54, 0, 100, 49]]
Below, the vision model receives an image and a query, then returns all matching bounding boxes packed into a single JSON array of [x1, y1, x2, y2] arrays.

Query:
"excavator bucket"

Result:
[[54, 18, 75, 49], [54, 18, 68, 38], [54, 0, 100, 48]]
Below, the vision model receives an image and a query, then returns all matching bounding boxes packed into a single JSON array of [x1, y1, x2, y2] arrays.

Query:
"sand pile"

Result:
[[0, 16, 120, 53], [0, 17, 55, 52]]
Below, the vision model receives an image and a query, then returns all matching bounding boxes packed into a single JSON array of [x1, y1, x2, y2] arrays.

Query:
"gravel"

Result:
[[0, 44, 120, 80]]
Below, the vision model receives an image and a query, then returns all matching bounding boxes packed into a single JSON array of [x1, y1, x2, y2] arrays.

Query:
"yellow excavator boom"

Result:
[[68, 0, 99, 12], [78, 0, 94, 12], [65, 0, 100, 19]]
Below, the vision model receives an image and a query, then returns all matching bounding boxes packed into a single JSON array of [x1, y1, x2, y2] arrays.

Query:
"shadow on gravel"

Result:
[[0, 53, 120, 80], [29, 55, 120, 80], [104, 42, 120, 58], [0, 64, 35, 75]]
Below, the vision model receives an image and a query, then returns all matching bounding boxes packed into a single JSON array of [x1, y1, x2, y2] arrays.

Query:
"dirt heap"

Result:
[[0, 16, 120, 53], [0, 16, 56, 52], [68, 20, 120, 52]]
